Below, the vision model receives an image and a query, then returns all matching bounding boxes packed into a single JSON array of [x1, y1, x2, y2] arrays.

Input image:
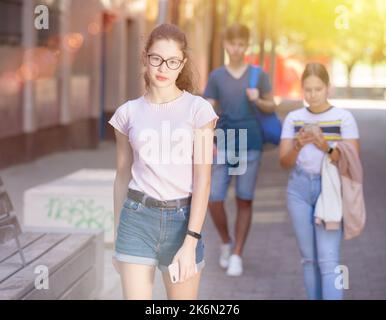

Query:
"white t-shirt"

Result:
[[281, 106, 359, 174], [108, 91, 219, 201]]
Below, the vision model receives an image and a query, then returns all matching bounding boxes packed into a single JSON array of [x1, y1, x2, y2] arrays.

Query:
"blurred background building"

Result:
[[0, 0, 214, 168], [0, 0, 385, 169]]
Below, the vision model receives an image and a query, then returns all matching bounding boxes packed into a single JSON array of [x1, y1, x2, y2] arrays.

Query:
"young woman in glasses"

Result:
[[108, 23, 218, 300]]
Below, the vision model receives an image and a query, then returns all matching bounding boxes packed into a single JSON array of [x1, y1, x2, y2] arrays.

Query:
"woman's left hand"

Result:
[[172, 239, 197, 283]]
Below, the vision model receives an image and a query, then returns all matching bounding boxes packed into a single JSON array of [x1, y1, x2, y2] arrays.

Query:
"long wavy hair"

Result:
[[143, 23, 197, 93]]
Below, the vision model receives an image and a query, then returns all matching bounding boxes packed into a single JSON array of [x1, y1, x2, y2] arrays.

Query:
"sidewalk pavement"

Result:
[[1, 106, 386, 299]]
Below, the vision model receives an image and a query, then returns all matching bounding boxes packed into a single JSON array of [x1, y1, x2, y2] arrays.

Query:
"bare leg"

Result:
[[233, 198, 253, 256], [162, 271, 202, 300], [118, 262, 156, 300], [208, 201, 231, 244]]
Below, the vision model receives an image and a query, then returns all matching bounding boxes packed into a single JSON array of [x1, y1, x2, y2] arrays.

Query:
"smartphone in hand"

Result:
[[168, 262, 180, 283], [303, 122, 320, 135], [168, 262, 198, 283]]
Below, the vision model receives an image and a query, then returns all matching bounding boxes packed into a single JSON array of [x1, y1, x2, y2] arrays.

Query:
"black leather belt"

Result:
[[127, 188, 192, 209]]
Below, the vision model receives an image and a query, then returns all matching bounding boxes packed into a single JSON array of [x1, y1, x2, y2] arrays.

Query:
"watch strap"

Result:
[[186, 230, 201, 240]]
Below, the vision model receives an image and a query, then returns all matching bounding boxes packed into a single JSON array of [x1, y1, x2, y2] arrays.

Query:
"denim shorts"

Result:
[[114, 196, 205, 272], [209, 149, 262, 201]]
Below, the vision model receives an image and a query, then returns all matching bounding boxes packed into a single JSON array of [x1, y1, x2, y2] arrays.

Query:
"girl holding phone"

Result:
[[279, 63, 360, 300], [109, 23, 218, 299]]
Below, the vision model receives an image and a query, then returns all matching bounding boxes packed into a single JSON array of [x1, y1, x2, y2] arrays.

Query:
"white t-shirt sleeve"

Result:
[[281, 112, 296, 139], [341, 111, 359, 139], [193, 97, 219, 129], [108, 102, 130, 137]]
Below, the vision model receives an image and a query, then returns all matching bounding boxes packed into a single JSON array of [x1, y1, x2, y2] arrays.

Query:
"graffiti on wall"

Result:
[[45, 197, 113, 233]]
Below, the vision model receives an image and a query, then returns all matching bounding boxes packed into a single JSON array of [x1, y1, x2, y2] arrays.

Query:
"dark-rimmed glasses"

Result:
[[147, 54, 184, 70]]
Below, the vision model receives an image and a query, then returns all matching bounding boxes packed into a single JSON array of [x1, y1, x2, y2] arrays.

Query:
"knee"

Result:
[[301, 257, 317, 268], [208, 201, 224, 211], [236, 198, 253, 209]]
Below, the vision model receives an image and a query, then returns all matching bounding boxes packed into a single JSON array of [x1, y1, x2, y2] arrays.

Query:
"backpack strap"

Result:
[[248, 65, 262, 89]]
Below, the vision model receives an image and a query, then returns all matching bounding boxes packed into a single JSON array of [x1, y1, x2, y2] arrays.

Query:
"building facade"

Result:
[[0, 0, 216, 169]]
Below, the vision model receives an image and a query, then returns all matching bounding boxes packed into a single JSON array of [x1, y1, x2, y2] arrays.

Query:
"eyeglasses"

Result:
[[147, 54, 184, 70]]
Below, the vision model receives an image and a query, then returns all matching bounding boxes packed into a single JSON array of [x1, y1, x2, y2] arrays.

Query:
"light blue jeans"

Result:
[[287, 166, 343, 300]]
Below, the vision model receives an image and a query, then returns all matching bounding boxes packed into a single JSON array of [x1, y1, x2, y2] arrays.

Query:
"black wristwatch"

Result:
[[327, 147, 334, 154], [186, 230, 202, 240]]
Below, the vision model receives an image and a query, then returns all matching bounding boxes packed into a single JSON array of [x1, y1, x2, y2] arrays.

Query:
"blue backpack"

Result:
[[248, 65, 282, 146]]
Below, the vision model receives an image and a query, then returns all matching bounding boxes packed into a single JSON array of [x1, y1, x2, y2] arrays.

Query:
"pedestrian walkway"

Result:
[[1, 105, 386, 299]]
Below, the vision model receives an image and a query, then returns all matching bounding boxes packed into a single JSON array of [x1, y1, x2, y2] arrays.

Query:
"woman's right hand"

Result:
[[295, 128, 314, 151]]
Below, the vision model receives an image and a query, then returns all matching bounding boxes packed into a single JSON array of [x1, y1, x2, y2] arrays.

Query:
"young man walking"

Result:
[[204, 23, 276, 276]]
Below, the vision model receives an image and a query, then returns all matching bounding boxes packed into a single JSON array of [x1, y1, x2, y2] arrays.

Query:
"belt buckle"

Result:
[[161, 200, 168, 207]]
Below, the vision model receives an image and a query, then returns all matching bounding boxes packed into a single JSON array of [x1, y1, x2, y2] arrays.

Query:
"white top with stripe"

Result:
[[281, 106, 359, 174]]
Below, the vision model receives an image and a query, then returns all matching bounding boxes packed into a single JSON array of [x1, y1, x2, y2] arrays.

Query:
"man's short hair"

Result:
[[225, 23, 250, 42]]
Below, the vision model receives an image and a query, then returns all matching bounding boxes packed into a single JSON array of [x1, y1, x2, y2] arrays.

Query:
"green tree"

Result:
[[226, 0, 385, 96]]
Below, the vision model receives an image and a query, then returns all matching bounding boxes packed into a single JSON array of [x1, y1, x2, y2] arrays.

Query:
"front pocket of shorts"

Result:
[[171, 206, 190, 222], [118, 201, 144, 234], [120, 199, 141, 222]]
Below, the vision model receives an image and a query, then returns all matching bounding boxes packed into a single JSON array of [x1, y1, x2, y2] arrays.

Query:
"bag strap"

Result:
[[248, 65, 263, 118], [248, 65, 262, 89]]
